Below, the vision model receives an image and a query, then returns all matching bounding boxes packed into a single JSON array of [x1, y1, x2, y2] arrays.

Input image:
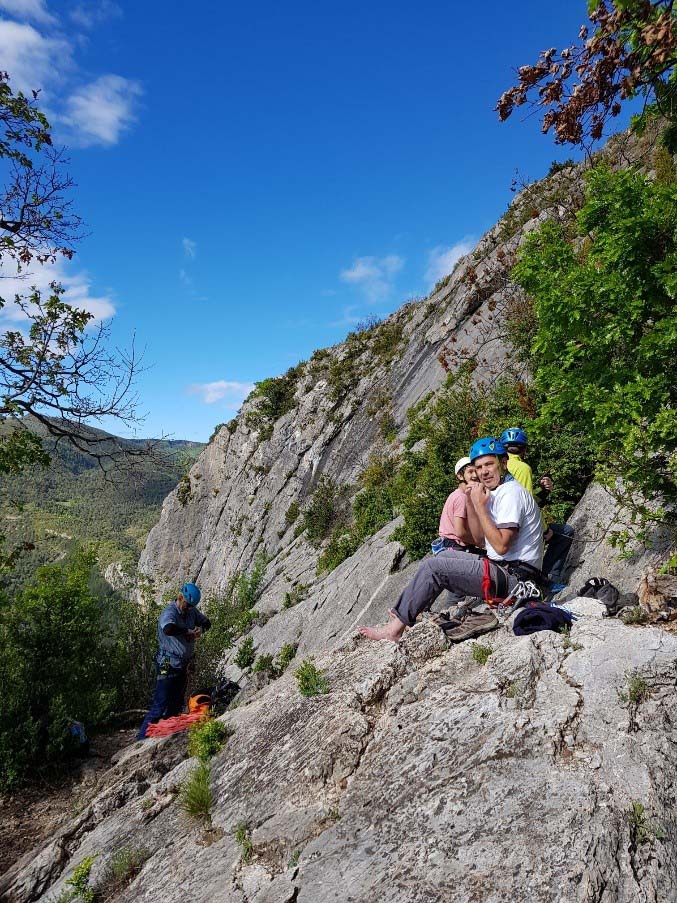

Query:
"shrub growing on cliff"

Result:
[[372, 320, 404, 365], [192, 552, 267, 688], [234, 636, 256, 670], [277, 643, 297, 671], [64, 855, 97, 902], [317, 449, 398, 573], [514, 165, 677, 539], [302, 476, 351, 546], [294, 659, 329, 697], [245, 364, 304, 439], [187, 719, 231, 762]]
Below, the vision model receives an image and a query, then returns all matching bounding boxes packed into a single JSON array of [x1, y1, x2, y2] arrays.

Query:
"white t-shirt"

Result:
[[484, 478, 544, 568]]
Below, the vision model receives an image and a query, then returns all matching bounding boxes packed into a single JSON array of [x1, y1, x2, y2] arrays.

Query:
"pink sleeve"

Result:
[[439, 489, 467, 538], [438, 494, 454, 536], [450, 491, 467, 519]]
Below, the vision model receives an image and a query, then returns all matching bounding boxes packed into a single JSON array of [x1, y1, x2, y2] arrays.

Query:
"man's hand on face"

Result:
[[470, 481, 491, 509]]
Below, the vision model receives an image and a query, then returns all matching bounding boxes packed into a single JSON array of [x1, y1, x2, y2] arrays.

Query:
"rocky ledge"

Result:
[[3, 611, 675, 903]]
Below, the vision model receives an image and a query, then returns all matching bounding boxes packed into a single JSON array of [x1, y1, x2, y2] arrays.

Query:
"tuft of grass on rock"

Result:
[[561, 626, 583, 652], [96, 847, 150, 901], [471, 643, 493, 665], [627, 801, 665, 846], [619, 671, 651, 707], [234, 822, 254, 863], [619, 606, 650, 625], [180, 763, 212, 821]]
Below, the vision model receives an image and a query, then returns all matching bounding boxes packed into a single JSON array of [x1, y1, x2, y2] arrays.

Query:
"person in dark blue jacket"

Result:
[[137, 582, 211, 739]]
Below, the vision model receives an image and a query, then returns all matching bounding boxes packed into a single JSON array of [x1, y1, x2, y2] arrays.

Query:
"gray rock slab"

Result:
[[6, 617, 675, 903], [562, 483, 673, 595]]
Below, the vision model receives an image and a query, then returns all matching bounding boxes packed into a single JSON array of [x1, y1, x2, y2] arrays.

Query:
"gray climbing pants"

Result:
[[393, 549, 518, 627]]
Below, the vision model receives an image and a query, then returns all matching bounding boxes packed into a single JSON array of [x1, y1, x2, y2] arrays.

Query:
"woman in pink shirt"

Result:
[[438, 457, 483, 551]]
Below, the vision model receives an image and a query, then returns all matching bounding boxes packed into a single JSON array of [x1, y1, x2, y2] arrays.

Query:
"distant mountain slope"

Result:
[[0, 418, 204, 591]]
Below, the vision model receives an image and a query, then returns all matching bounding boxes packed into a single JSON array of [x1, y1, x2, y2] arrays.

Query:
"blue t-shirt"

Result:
[[157, 600, 210, 669]]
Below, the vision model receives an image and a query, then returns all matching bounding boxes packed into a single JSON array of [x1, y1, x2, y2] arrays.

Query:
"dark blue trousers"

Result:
[[543, 523, 575, 582], [137, 668, 187, 739]]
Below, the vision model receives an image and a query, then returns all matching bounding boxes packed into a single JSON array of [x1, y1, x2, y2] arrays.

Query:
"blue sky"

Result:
[[0, 1, 633, 441]]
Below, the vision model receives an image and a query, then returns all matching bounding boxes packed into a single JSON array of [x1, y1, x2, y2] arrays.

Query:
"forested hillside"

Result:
[[0, 418, 203, 590]]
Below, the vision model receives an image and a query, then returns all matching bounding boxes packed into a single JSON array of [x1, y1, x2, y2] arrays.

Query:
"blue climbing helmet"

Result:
[[469, 436, 508, 463], [500, 427, 528, 447], [180, 582, 201, 606]]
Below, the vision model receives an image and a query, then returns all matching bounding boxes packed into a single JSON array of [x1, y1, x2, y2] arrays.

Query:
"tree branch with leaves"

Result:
[[496, 1, 677, 150], [0, 71, 157, 476]]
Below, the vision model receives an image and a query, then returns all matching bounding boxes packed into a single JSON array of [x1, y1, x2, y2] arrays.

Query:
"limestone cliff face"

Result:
[[139, 164, 584, 602], [139, 127, 661, 610]]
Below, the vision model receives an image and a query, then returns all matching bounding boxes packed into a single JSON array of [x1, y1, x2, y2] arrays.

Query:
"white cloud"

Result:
[[0, 8, 139, 149], [0, 257, 116, 326], [0, 0, 54, 25], [182, 238, 197, 259], [70, 1, 122, 29], [340, 254, 404, 303], [0, 18, 71, 94], [187, 381, 254, 406], [425, 238, 476, 289], [60, 74, 142, 147]]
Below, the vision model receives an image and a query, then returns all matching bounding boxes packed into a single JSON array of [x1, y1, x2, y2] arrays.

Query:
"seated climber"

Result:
[[437, 456, 484, 553], [359, 437, 544, 642], [500, 427, 575, 587], [137, 582, 211, 739]]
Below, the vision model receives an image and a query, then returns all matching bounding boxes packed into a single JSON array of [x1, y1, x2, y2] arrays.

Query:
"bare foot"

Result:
[[358, 619, 406, 642], [387, 608, 398, 620]]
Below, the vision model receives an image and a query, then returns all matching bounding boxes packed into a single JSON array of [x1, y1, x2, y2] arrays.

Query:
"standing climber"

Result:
[[137, 582, 211, 739], [500, 427, 575, 588]]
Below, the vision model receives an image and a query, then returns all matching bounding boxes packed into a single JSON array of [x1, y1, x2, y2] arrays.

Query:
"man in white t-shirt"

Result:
[[359, 437, 544, 642]]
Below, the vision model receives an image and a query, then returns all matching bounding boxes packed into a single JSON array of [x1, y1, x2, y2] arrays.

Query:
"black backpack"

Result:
[[577, 577, 638, 616]]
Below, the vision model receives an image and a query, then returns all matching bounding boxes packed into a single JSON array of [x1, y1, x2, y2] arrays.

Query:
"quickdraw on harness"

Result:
[[481, 558, 542, 615]]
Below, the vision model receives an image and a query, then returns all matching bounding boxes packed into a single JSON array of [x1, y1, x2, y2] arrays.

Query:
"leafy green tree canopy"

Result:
[[513, 165, 677, 531], [0, 550, 120, 787]]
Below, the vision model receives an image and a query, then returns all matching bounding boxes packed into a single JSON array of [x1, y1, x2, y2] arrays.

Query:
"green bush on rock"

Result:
[[514, 165, 677, 540], [294, 659, 329, 697]]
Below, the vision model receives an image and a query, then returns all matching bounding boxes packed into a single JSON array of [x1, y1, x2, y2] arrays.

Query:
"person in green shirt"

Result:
[[500, 428, 574, 588]]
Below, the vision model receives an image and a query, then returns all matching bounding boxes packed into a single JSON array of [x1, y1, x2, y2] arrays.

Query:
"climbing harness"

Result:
[[481, 557, 542, 617]]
